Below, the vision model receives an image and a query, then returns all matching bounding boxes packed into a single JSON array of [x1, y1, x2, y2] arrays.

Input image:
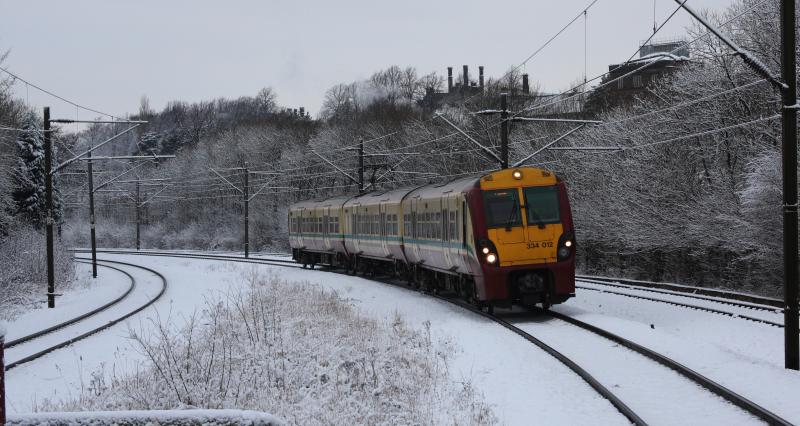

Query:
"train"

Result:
[[288, 166, 576, 312]]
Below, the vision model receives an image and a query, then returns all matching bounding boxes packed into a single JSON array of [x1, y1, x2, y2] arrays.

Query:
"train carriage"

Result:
[[289, 195, 351, 266], [289, 166, 576, 310]]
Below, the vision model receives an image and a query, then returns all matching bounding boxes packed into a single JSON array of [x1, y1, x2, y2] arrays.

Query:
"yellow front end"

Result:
[[480, 168, 563, 267]]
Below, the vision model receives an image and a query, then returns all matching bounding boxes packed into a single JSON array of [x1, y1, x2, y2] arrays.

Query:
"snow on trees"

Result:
[[11, 121, 62, 227]]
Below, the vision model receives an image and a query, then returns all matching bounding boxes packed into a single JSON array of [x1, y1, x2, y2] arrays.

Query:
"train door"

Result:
[[353, 205, 361, 254], [441, 197, 452, 268], [298, 208, 305, 248], [379, 203, 389, 256], [448, 194, 461, 269], [411, 198, 420, 260], [323, 206, 331, 251]]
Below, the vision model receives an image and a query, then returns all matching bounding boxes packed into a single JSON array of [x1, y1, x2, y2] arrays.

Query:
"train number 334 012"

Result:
[[527, 241, 553, 249]]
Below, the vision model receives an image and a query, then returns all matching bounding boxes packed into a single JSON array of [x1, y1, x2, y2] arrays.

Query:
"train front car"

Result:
[[469, 167, 575, 308]]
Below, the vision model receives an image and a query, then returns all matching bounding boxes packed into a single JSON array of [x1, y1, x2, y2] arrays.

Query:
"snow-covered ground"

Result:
[[6, 253, 628, 425], [8, 409, 283, 426], [547, 279, 800, 423], [9, 251, 800, 424], [577, 279, 786, 325], [5, 260, 165, 412], [4, 262, 131, 340], [513, 315, 759, 425]]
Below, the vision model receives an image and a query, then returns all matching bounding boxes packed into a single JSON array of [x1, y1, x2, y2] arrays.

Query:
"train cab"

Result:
[[469, 167, 575, 307]]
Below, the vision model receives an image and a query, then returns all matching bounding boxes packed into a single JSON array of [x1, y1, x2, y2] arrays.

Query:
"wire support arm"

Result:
[[513, 125, 586, 167], [673, 0, 786, 90], [511, 117, 603, 124], [435, 113, 502, 164], [209, 168, 243, 193], [51, 124, 141, 175], [137, 186, 169, 208], [310, 150, 359, 184], [93, 161, 149, 193]]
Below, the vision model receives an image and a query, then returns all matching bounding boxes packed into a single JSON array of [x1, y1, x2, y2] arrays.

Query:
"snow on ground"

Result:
[[8, 409, 282, 425], [512, 314, 760, 425], [550, 280, 800, 424], [6, 253, 628, 426], [4, 259, 163, 368], [578, 279, 786, 325], [4, 263, 131, 340], [5, 260, 163, 413]]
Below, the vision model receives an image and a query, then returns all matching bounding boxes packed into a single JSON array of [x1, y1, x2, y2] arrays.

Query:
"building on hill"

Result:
[[420, 65, 537, 113], [585, 39, 690, 114]]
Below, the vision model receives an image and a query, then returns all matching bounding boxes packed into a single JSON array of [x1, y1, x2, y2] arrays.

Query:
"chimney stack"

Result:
[[522, 74, 530, 94], [479, 66, 484, 88], [299, 107, 305, 117], [447, 67, 453, 93], [463, 65, 469, 88]]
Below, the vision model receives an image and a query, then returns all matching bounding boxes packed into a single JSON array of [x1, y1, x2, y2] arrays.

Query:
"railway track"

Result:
[[576, 277, 789, 329], [509, 309, 789, 425], [577, 274, 784, 308], [4, 258, 168, 370], [84, 249, 645, 424], [87, 249, 795, 425]]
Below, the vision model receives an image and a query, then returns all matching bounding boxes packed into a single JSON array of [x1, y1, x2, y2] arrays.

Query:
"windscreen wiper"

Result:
[[528, 207, 546, 229], [504, 202, 518, 231]]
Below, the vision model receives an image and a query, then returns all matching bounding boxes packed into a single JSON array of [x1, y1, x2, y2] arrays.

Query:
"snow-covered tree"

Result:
[[12, 121, 61, 227]]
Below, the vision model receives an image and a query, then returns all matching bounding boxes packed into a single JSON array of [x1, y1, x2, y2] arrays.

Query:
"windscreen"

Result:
[[483, 189, 522, 228], [523, 186, 561, 226]]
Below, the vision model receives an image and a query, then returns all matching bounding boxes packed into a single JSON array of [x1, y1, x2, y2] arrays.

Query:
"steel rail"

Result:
[[5, 259, 168, 371], [72, 249, 299, 268], [72, 250, 796, 424], [432, 294, 647, 425], [541, 310, 793, 426], [576, 274, 784, 308], [577, 285, 786, 328], [578, 277, 782, 313], [5, 260, 136, 348], [89, 250, 646, 425]]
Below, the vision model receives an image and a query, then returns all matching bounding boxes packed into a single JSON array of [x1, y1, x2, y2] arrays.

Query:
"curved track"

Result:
[[4, 258, 168, 370], [87, 249, 799, 424], [5, 261, 135, 349], [516, 310, 791, 425]]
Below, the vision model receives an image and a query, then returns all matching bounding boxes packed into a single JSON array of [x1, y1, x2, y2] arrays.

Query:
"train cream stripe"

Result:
[[294, 232, 475, 253]]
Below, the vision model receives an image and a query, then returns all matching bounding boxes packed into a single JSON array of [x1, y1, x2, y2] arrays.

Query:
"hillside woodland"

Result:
[[1, 0, 795, 302]]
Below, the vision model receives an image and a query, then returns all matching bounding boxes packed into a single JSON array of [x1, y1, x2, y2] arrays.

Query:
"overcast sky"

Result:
[[1, 0, 733, 121]]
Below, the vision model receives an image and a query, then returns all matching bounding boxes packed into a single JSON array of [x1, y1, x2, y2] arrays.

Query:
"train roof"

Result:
[[405, 175, 479, 200], [290, 166, 558, 210], [343, 186, 420, 207], [290, 194, 354, 210]]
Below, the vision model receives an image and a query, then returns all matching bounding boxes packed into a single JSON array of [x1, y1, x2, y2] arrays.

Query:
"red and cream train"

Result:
[[288, 167, 576, 310]]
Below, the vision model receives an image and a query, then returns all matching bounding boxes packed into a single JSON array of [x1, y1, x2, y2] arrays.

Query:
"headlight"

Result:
[[512, 169, 523, 180], [486, 253, 497, 264], [557, 232, 575, 261], [482, 247, 490, 254]]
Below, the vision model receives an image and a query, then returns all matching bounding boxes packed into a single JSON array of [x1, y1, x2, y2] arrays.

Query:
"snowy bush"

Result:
[[0, 224, 74, 320], [38, 271, 496, 425], [8, 409, 283, 426]]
